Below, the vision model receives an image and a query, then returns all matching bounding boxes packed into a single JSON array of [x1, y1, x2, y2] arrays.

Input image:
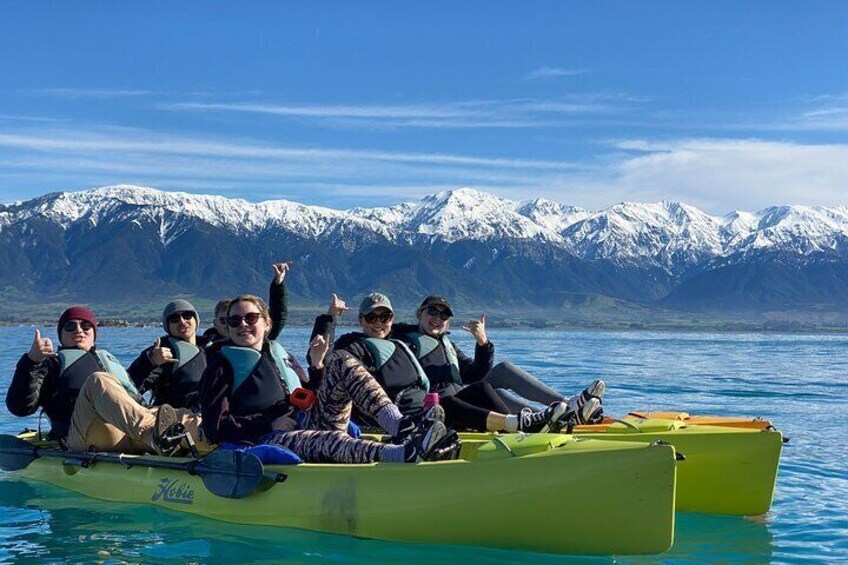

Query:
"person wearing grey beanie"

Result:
[[127, 298, 210, 411]]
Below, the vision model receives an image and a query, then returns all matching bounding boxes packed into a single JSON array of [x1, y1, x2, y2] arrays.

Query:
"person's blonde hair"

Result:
[[227, 294, 273, 336]]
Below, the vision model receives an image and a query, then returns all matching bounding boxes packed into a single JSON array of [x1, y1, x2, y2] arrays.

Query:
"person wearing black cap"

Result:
[[6, 306, 182, 455], [395, 295, 605, 430]]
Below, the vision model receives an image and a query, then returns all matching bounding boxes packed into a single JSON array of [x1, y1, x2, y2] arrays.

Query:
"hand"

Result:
[[272, 261, 291, 285], [27, 329, 55, 362], [327, 293, 349, 317], [149, 337, 177, 366], [462, 313, 488, 346], [308, 334, 330, 370]]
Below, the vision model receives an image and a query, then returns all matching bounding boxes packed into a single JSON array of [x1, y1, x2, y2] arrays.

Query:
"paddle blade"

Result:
[[0, 435, 38, 471], [196, 449, 264, 499]]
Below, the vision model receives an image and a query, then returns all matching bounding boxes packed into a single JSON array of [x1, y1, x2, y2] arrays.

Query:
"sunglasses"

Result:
[[227, 312, 262, 328], [361, 311, 393, 324], [424, 306, 451, 320], [62, 320, 94, 332], [168, 311, 195, 324], [217, 316, 228, 325]]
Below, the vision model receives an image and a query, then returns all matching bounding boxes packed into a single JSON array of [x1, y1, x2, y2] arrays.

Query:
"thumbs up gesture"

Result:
[[149, 337, 177, 366], [462, 313, 488, 346], [27, 329, 55, 362]]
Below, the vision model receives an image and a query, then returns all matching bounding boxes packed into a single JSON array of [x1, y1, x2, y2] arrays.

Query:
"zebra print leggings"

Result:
[[265, 352, 396, 463]]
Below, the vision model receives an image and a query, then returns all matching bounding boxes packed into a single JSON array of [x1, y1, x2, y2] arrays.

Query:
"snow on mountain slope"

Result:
[[4, 185, 848, 272]]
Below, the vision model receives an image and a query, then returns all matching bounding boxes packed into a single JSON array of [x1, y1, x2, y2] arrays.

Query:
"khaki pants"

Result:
[[66, 372, 209, 453]]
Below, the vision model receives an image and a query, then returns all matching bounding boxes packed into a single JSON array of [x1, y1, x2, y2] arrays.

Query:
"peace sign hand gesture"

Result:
[[272, 261, 291, 285]]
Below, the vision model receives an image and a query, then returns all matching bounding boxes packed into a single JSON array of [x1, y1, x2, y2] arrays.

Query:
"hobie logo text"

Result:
[[152, 478, 195, 504]]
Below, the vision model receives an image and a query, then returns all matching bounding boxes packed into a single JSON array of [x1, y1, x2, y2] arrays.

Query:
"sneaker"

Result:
[[427, 429, 462, 461], [549, 397, 604, 432], [393, 404, 446, 443], [517, 401, 568, 433], [569, 379, 605, 409], [403, 420, 448, 463]]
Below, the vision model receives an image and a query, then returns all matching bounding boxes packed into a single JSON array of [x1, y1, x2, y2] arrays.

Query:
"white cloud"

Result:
[[522, 67, 589, 80], [164, 96, 623, 129], [563, 138, 848, 212], [33, 88, 156, 99]]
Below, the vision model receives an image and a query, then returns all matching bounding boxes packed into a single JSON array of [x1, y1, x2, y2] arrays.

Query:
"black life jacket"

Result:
[[219, 341, 300, 422], [51, 347, 138, 439], [360, 337, 429, 397], [154, 336, 207, 410], [404, 331, 463, 395]]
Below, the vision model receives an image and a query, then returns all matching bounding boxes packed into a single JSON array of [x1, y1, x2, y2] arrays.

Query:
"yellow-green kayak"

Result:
[[5, 433, 677, 556], [462, 418, 783, 516]]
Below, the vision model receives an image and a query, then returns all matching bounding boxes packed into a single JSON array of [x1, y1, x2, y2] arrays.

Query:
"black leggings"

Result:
[[440, 381, 510, 431]]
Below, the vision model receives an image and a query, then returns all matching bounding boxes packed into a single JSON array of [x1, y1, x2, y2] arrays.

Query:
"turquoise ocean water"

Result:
[[1, 326, 846, 564]]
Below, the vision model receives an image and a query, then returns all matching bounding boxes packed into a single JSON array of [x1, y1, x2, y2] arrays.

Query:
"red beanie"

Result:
[[57, 306, 98, 339]]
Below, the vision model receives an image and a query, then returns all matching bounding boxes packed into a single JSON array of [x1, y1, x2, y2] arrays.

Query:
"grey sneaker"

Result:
[[393, 404, 446, 443], [517, 401, 568, 433], [404, 420, 449, 463]]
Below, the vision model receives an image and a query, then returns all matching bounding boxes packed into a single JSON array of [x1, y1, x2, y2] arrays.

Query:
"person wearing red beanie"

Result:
[[6, 306, 202, 456]]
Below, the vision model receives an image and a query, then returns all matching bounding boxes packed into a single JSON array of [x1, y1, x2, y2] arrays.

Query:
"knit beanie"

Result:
[[57, 306, 98, 339], [162, 299, 199, 332]]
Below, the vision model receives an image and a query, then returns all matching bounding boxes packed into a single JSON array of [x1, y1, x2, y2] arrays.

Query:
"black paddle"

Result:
[[0, 434, 265, 499]]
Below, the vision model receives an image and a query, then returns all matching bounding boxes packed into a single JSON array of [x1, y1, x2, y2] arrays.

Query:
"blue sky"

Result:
[[1, 2, 846, 213]]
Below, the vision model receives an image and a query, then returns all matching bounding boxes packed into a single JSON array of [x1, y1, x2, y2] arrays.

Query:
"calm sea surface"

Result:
[[1, 326, 846, 564]]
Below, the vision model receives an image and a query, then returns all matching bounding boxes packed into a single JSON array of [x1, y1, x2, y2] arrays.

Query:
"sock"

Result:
[[379, 444, 405, 463], [376, 404, 403, 437], [504, 414, 519, 433]]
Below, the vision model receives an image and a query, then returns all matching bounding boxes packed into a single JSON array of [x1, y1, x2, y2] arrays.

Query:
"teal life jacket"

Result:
[[405, 331, 462, 391], [221, 341, 301, 394], [58, 348, 139, 396], [361, 337, 430, 394]]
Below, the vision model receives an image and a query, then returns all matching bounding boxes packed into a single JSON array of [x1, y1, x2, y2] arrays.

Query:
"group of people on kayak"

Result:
[[6, 262, 605, 465]]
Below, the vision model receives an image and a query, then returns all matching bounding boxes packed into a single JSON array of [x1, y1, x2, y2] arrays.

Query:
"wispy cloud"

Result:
[[165, 96, 627, 129], [33, 88, 156, 99], [522, 67, 589, 81]]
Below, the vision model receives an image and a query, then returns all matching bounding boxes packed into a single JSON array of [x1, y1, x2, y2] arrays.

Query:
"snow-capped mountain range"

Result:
[[2, 185, 847, 319]]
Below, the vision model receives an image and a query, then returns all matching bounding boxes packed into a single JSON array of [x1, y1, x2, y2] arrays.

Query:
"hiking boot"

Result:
[[403, 420, 448, 463], [393, 404, 446, 443], [517, 401, 568, 433], [152, 404, 184, 457]]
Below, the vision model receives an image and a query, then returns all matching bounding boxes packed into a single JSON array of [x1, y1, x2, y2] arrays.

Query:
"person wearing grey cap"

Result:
[[310, 292, 432, 423], [128, 298, 211, 411]]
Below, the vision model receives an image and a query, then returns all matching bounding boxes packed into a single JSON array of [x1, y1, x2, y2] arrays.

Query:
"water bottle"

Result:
[[423, 392, 440, 411]]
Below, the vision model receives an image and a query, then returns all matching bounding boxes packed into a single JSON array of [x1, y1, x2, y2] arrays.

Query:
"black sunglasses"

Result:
[[217, 316, 228, 324], [424, 306, 451, 320], [361, 311, 393, 324], [227, 312, 262, 328], [62, 320, 94, 332], [168, 311, 195, 324]]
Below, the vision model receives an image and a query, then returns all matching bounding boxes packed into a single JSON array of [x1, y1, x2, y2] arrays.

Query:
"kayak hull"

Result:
[[462, 420, 782, 516], [13, 434, 677, 556]]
